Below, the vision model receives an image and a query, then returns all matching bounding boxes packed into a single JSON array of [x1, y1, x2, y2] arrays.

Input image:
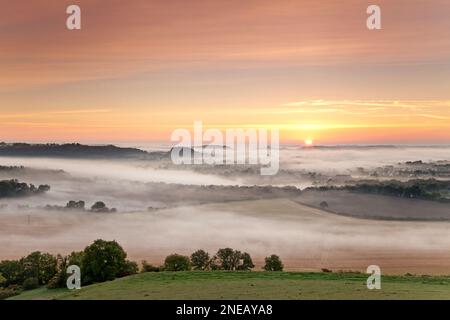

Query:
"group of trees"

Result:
[[143, 249, 283, 273], [0, 165, 25, 172], [89, 201, 117, 213], [0, 179, 50, 198], [0, 251, 58, 288], [0, 240, 284, 300], [315, 178, 450, 202], [45, 240, 138, 288], [45, 200, 117, 213], [0, 240, 137, 298]]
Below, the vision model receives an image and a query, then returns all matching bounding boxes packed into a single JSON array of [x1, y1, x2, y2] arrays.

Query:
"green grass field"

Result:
[[8, 271, 450, 300]]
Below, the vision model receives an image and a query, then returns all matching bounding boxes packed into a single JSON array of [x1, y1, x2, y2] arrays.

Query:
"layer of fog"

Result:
[[0, 157, 243, 211], [0, 156, 241, 185], [1, 204, 449, 272], [280, 146, 450, 173], [1, 145, 450, 210], [1, 146, 449, 273]]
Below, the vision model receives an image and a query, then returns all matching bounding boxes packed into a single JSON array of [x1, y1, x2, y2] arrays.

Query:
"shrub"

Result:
[[0, 273, 5, 286], [22, 277, 39, 290], [81, 239, 129, 284], [263, 255, 284, 271], [0, 288, 18, 300], [164, 254, 191, 271], [47, 273, 65, 289], [46, 254, 70, 289], [190, 250, 210, 271], [118, 260, 139, 277], [319, 201, 329, 209], [141, 261, 162, 272]]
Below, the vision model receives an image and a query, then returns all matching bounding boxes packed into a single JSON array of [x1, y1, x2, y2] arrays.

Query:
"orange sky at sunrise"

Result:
[[1, 0, 449, 144]]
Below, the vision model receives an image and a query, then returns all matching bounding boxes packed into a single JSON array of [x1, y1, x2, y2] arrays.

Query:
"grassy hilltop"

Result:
[[9, 271, 450, 300]]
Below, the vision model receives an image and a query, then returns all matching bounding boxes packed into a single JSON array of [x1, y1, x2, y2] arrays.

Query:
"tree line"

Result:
[[0, 239, 283, 299], [313, 178, 450, 202], [0, 179, 50, 198]]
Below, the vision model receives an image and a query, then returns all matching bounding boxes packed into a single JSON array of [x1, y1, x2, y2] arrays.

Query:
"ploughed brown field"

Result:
[[1, 197, 449, 275]]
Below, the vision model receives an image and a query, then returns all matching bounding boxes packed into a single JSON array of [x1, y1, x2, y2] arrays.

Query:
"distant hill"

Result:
[[0, 142, 150, 159], [300, 145, 450, 150], [0, 142, 228, 160]]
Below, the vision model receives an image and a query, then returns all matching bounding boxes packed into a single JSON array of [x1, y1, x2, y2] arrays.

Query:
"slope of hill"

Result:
[[8, 271, 450, 300]]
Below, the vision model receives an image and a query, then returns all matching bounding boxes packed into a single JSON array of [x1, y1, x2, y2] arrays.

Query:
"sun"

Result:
[[304, 139, 314, 146]]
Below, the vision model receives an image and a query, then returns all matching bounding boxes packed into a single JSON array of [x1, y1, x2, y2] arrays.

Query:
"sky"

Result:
[[1, 0, 449, 144]]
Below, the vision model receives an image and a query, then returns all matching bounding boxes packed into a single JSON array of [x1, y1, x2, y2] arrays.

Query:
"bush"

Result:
[[22, 277, 39, 290], [0, 288, 18, 300], [47, 273, 65, 289], [263, 255, 284, 271], [118, 260, 139, 277], [0, 273, 5, 286], [81, 239, 129, 284], [319, 201, 329, 209], [164, 254, 191, 271], [190, 250, 210, 271], [141, 261, 162, 272]]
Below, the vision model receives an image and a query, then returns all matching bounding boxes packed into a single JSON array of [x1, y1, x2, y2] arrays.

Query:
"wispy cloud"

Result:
[[276, 100, 450, 117], [417, 114, 450, 120], [0, 109, 112, 119]]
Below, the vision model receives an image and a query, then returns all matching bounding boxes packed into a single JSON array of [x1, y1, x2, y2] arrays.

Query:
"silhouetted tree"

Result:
[[214, 248, 254, 271], [190, 250, 210, 271], [263, 255, 284, 271], [81, 239, 128, 284], [164, 254, 191, 271]]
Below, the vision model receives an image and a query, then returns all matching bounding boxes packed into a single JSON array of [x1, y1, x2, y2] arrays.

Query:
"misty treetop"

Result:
[[312, 178, 450, 202], [0, 179, 50, 198], [44, 200, 117, 213]]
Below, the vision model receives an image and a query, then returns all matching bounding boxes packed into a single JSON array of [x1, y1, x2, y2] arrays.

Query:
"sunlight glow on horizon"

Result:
[[1, 99, 449, 144], [1, 2, 449, 145]]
